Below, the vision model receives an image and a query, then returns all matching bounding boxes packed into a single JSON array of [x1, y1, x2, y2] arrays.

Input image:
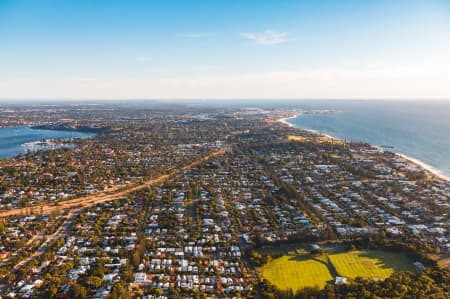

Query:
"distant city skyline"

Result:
[[1, 0, 450, 100]]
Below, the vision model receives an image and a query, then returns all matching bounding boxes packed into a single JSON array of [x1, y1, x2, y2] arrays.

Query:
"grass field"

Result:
[[288, 135, 345, 145], [261, 248, 413, 291], [261, 249, 333, 291], [329, 250, 414, 279]]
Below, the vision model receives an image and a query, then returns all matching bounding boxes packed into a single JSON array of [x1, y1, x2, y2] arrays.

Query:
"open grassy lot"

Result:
[[261, 248, 413, 291], [329, 250, 414, 279], [288, 135, 345, 145], [261, 249, 333, 291]]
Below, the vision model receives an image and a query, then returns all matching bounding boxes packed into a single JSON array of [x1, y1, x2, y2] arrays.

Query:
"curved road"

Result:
[[0, 149, 225, 218], [0, 149, 225, 293]]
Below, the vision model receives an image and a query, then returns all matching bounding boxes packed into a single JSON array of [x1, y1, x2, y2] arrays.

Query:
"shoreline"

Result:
[[31, 124, 106, 134], [277, 114, 298, 128], [277, 115, 450, 182], [277, 115, 339, 141], [396, 153, 450, 182]]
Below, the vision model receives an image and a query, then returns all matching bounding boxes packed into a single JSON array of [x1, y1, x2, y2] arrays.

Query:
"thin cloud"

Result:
[[4, 63, 449, 99], [135, 57, 151, 62], [241, 30, 294, 45], [177, 32, 216, 38]]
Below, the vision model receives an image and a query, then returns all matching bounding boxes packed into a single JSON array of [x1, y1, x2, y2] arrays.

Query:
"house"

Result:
[[335, 276, 348, 285], [413, 261, 425, 271], [134, 272, 149, 284]]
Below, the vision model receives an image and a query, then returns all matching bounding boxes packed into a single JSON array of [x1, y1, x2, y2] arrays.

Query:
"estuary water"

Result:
[[0, 126, 94, 159]]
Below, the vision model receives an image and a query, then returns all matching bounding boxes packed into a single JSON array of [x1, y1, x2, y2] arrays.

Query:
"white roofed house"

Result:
[[134, 272, 150, 284]]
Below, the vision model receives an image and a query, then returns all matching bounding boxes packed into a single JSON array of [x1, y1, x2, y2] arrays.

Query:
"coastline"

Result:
[[277, 115, 338, 141], [0, 126, 95, 160], [31, 124, 106, 134], [278, 115, 450, 182], [396, 153, 450, 182], [277, 115, 298, 128]]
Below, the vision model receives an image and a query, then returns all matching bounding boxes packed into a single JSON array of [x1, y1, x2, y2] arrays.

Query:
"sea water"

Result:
[[210, 99, 449, 178], [282, 100, 450, 178]]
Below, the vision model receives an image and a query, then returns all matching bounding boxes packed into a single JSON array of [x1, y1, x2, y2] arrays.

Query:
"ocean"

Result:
[[277, 100, 450, 179], [209, 99, 449, 179], [0, 101, 448, 179], [0, 126, 94, 159]]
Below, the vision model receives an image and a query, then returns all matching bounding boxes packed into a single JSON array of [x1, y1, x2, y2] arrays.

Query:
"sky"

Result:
[[1, 0, 450, 100]]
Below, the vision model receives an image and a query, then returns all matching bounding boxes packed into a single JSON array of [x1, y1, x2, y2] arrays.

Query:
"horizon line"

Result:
[[1, 98, 450, 102]]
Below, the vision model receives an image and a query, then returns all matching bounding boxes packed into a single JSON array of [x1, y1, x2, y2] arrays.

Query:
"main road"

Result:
[[0, 148, 225, 218], [0, 148, 226, 292]]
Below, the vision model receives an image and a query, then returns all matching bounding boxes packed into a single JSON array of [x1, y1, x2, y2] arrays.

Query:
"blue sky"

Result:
[[1, 0, 450, 99]]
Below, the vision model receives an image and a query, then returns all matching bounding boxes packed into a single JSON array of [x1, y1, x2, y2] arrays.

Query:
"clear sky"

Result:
[[1, 0, 450, 100]]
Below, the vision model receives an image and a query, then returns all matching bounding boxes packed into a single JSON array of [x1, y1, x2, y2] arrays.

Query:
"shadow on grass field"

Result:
[[329, 250, 415, 279]]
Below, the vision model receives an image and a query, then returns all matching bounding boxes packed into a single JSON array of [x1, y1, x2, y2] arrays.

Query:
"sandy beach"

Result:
[[277, 115, 299, 128], [278, 114, 340, 141], [278, 114, 450, 182], [397, 153, 450, 182]]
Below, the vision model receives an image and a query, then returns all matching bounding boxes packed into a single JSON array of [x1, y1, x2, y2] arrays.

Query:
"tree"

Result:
[[111, 282, 130, 299], [7, 273, 16, 284], [121, 263, 134, 283], [71, 283, 88, 299], [83, 275, 103, 289], [0, 220, 5, 233], [48, 285, 58, 298], [152, 288, 164, 296]]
